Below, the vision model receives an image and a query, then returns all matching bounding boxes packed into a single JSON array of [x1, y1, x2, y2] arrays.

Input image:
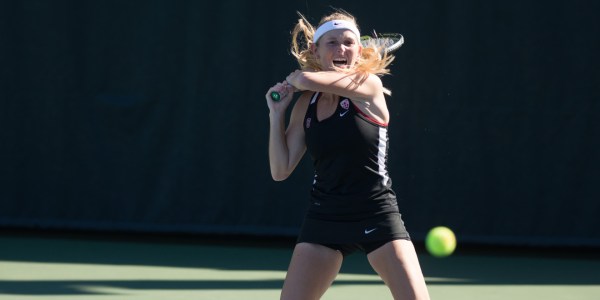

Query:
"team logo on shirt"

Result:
[[340, 99, 350, 110], [339, 99, 350, 117], [305, 117, 312, 128]]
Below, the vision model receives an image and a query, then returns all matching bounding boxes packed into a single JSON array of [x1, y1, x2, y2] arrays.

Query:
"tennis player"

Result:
[[266, 9, 430, 300]]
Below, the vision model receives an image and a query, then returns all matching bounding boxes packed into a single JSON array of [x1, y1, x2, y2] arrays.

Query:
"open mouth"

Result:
[[333, 58, 348, 67]]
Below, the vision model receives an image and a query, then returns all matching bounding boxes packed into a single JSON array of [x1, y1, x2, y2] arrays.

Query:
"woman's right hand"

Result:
[[265, 81, 295, 114]]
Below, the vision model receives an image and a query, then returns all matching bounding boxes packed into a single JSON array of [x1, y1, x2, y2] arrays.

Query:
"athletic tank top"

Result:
[[303, 92, 399, 220]]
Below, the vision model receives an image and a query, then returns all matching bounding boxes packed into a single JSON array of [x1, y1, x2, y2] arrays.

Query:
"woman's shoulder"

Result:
[[363, 72, 384, 87]]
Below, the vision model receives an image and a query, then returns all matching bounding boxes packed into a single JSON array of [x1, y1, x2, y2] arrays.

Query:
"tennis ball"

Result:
[[425, 226, 456, 257]]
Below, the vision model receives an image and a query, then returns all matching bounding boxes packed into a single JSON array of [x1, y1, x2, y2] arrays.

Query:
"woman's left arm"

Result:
[[286, 70, 383, 102]]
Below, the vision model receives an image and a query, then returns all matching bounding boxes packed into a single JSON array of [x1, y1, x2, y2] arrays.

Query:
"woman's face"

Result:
[[313, 29, 362, 71]]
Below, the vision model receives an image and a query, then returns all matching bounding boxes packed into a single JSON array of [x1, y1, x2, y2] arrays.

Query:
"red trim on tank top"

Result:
[[351, 102, 388, 127]]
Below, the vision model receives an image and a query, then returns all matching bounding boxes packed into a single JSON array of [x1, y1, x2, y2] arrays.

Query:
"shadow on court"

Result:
[[0, 280, 283, 295], [0, 279, 390, 296], [1, 230, 599, 296]]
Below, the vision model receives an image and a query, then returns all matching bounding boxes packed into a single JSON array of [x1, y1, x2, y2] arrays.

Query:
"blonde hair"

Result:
[[290, 10, 395, 79]]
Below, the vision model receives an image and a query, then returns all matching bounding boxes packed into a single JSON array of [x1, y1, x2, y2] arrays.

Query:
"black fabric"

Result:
[[297, 212, 410, 247], [303, 92, 398, 220], [322, 237, 411, 257], [0, 0, 599, 247]]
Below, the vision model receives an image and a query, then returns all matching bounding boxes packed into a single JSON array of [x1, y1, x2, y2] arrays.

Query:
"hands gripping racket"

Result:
[[270, 33, 404, 101], [269, 88, 285, 102]]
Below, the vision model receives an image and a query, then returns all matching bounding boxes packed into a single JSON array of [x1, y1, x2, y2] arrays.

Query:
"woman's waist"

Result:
[[307, 191, 398, 220]]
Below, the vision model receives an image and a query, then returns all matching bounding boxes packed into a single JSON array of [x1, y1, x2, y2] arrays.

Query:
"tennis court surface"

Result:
[[1, 231, 598, 300]]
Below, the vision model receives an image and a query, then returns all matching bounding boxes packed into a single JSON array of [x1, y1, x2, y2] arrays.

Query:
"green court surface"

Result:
[[0, 231, 598, 299]]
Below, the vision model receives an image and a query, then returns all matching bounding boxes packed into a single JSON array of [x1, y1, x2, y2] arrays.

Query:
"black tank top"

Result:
[[303, 92, 399, 220]]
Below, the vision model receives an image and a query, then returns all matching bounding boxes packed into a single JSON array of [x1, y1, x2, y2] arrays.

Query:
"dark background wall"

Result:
[[1, 0, 598, 246]]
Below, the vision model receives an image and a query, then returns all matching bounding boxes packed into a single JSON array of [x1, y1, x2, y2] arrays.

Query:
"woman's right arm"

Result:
[[266, 84, 310, 181]]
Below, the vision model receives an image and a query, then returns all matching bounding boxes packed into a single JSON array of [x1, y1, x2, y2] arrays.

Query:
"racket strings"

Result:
[[361, 33, 404, 55]]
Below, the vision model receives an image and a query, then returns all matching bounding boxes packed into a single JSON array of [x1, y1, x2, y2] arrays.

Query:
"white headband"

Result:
[[313, 20, 361, 44]]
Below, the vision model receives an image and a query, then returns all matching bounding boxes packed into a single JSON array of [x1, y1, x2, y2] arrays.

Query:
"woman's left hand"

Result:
[[285, 70, 305, 90]]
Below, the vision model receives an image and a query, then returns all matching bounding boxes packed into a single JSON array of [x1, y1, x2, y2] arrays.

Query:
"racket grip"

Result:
[[270, 91, 281, 102]]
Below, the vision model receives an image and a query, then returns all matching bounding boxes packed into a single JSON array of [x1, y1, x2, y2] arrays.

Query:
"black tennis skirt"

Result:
[[297, 212, 411, 245]]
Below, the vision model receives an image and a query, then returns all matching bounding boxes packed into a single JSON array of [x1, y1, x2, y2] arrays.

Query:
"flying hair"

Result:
[[289, 9, 395, 94]]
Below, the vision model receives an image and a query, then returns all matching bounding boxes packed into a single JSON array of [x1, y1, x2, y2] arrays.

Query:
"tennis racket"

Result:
[[360, 32, 404, 56], [270, 33, 404, 101]]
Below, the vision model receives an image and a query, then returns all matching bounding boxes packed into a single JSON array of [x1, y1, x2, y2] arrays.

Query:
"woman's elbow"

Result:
[[271, 170, 290, 181]]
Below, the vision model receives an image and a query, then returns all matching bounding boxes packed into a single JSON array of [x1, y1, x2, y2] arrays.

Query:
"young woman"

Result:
[[266, 9, 430, 300]]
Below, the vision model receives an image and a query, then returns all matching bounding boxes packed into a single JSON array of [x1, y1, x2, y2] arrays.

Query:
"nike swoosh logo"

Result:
[[364, 228, 377, 234], [340, 110, 349, 117]]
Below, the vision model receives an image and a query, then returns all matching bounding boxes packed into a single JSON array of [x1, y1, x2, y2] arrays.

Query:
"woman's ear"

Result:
[[310, 43, 319, 59]]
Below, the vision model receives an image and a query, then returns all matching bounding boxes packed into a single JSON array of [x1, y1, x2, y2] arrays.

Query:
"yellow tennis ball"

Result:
[[425, 226, 456, 257]]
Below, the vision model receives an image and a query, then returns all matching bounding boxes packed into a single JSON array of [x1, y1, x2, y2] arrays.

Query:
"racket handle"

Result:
[[270, 91, 281, 102]]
